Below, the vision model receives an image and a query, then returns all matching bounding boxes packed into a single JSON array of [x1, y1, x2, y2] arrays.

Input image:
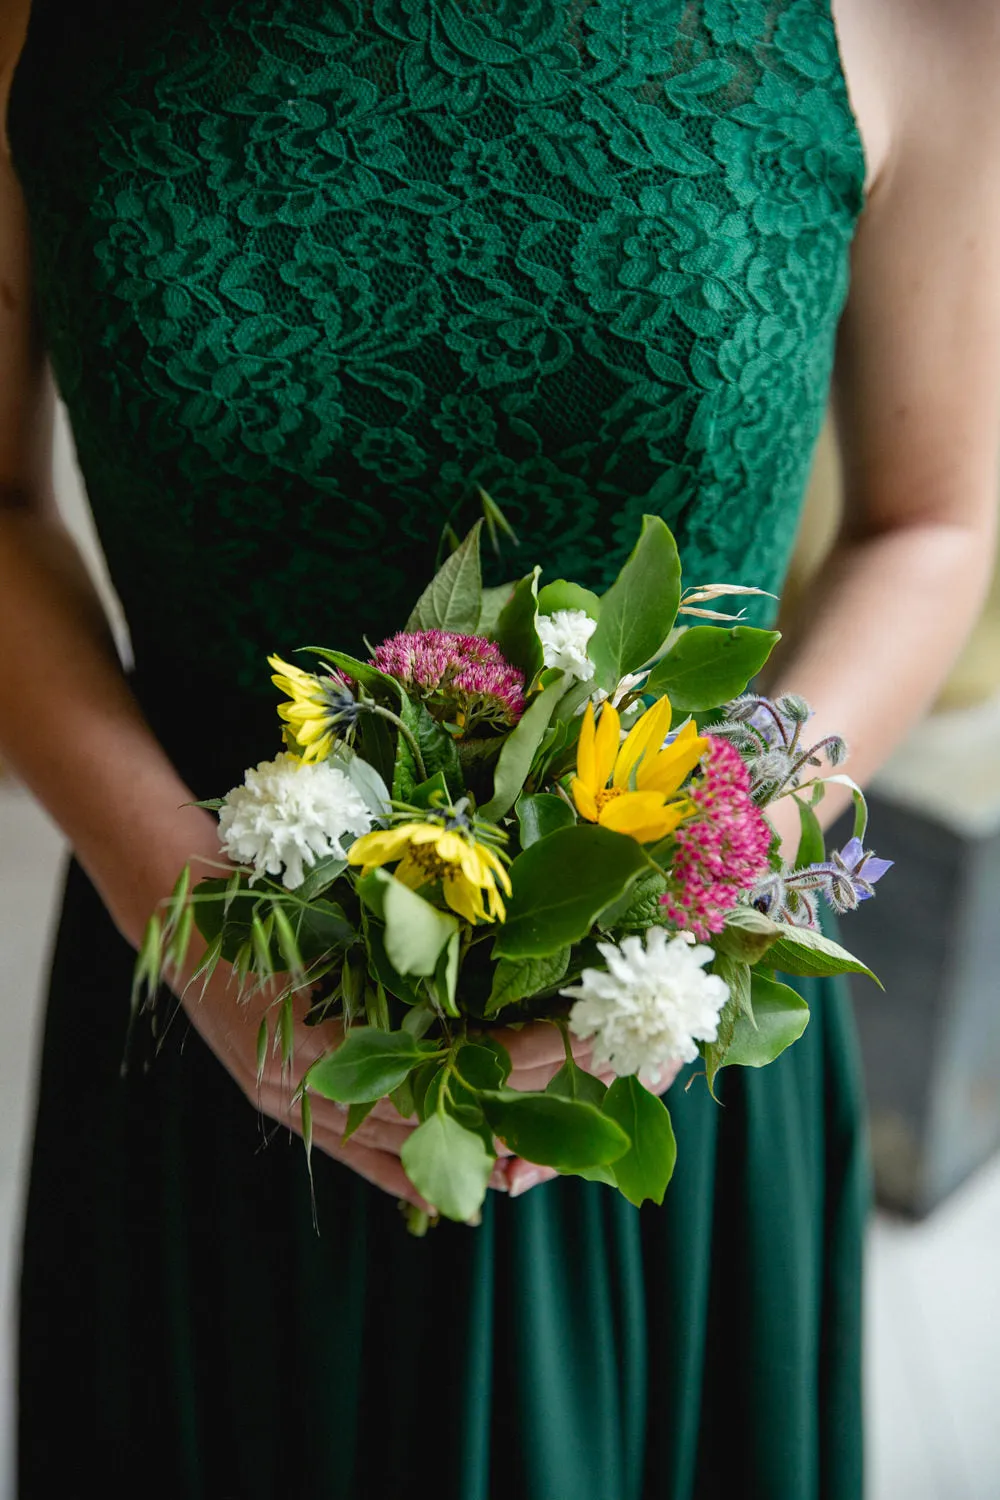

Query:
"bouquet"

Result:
[[134, 512, 889, 1230]]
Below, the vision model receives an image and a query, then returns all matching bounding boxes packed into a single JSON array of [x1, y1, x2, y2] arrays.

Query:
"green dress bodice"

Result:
[[13, 7, 871, 1498], [10, 0, 863, 696]]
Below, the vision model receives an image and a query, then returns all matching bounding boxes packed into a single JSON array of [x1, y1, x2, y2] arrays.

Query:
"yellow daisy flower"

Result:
[[348, 819, 512, 924], [269, 654, 359, 763], [571, 696, 708, 844]]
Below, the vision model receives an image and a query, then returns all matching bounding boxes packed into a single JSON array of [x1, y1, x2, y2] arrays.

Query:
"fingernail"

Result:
[[509, 1168, 542, 1199]]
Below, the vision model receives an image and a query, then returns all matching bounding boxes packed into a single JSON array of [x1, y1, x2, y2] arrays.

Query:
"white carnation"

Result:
[[218, 752, 373, 890], [537, 608, 597, 681], [562, 928, 730, 1080]]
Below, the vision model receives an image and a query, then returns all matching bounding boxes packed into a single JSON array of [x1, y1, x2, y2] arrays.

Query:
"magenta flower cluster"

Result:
[[372, 630, 526, 730], [660, 735, 773, 940]]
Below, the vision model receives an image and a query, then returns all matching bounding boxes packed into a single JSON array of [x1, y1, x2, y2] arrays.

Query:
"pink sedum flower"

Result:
[[372, 630, 525, 732], [660, 735, 773, 940]]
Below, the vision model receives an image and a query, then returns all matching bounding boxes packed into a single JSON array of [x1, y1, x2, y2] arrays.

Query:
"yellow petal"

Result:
[[444, 871, 487, 923], [593, 701, 621, 788], [576, 700, 598, 791], [598, 792, 688, 844], [571, 777, 599, 822], [638, 721, 709, 795], [347, 826, 411, 866], [613, 695, 674, 790], [477, 842, 513, 895]]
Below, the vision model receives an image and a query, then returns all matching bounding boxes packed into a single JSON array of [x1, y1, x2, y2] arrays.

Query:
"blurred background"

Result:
[[1, 407, 999, 1497]]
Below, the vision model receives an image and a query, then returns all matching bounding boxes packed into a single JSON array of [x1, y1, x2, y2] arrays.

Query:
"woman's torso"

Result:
[[9, 0, 865, 727]]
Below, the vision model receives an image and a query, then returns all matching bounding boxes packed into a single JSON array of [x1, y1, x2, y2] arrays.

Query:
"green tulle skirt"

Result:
[[18, 855, 868, 1498]]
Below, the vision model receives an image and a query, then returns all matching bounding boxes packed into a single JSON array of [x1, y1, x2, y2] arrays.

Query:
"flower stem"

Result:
[[366, 703, 428, 781]]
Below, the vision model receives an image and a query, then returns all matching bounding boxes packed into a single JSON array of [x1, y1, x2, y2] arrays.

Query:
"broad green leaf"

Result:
[[702, 991, 743, 1094], [478, 581, 516, 635], [296, 855, 349, 903], [536, 579, 602, 621], [305, 1027, 438, 1103], [390, 1076, 416, 1120], [454, 1042, 509, 1092], [493, 825, 649, 959], [400, 1111, 494, 1222], [792, 794, 826, 869], [393, 693, 464, 803], [406, 521, 483, 633], [341, 1098, 378, 1141], [602, 1076, 677, 1206], [407, 769, 451, 809], [299, 647, 401, 701], [515, 792, 576, 848], [494, 567, 544, 683], [427, 929, 461, 1018], [588, 516, 682, 689], [644, 626, 781, 712], [545, 1059, 608, 1107], [722, 971, 810, 1068], [480, 1090, 630, 1170], [713, 905, 782, 964], [381, 875, 459, 977], [712, 953, 753, 1021], [485, 947, 572, 1015], [401, 1000, 437, 1037], [766, 923, 880, 984], [366, 919, 424, 1006], [478, 672, 566, 821], [598, 869, 670, 932], [295, 898, 355, 960]]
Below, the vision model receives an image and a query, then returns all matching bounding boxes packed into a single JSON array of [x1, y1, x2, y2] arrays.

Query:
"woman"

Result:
[[3, 0, 999, 1494]]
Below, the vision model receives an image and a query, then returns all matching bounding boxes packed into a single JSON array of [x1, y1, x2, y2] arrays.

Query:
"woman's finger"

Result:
[[505, 1159, 560, 1198]]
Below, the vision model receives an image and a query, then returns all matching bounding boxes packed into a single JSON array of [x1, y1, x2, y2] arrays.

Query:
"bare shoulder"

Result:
[[834, 0, 1000, 198], [0, 0, 30, 132]]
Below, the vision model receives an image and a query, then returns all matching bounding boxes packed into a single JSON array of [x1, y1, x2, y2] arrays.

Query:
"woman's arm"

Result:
[[765, 0, 1000, 838]]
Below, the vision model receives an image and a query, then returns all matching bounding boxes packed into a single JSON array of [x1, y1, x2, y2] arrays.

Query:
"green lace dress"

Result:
[[11, 2, 869, 1494]]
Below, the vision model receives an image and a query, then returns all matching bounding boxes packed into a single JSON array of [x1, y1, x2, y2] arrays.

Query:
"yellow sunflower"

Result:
[[269, 654, 358, 763], [571, 695, 708, 844], [348, 820, 512, 924]]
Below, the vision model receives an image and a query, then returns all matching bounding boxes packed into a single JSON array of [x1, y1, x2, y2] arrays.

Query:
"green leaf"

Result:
[[722, 971, 810, 1068], [480, 1090, 629, 1170], [536, 579, 602, 621], [515, 792, 576, 848], [823, 773, 869, 842], [644, 626, 781, 712], [294, 898, 355, 960], [299, 647, 401, 701], [494, 567, 544, 683], [380, 873, 459, 978], [598, 869, 670, 932], [454, 1042, 509, 1092], [427, 929, 461, 1018], [713, 905, 782, 964], [793, 794, 826, 869], [341, 1098, 378, 1141], [485, 947, 572, 1015], [305, 1027, 438, 1103], [701, 991, 742, 1095], [366, 920, 424, 1006], [712, 953, 753, 1022], [393, 693, 464, 803], [406, 521, 483, 633], [545, 1059, 608, 1107], [296, 855, 349, 902], [493, 825, 650, 959], [587, 516, 682, 689], [407, 769, 451, 810], [400, 1111, 494, 1222], [477, 581, 516, 635], [478, 672, 566, 821], [602, 1076, 677, 1206], [765, 923, 881, 985]]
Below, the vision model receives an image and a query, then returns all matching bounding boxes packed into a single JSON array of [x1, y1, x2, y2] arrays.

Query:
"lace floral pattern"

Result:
[[10, 0, 864, 695]]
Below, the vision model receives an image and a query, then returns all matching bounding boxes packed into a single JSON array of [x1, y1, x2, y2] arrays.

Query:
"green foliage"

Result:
[[296, 855, 348, 902], [392, 693, 464, 802], [342, 1099, 378, 1141], [485, 947, 572, 1014], [480, 1090, 630, 1171], [358, 869, 459, 978], [602, 1077, 677, 1206], [306, 1027, 438, 1103], [536, 579, 602, 620], [407, 769, 452, 809], [454, 1042, 510, 1091], [645, 625, 780, 712], [515, 792, 576, 848], [713, 905, 782, 964], [477, 581, 516, 635], [792, 793, 826, 869], [406, 520, 483, 633], [300, 647, 401, 701], [477, 672, 566, 821], [545, 1058, 607, 1107], [427, 929, 461, 1018], [722, 970, 810, 1068], [598, 869, 670, 932], [766, 923, 880, 983], [587, 516, 682, 689], [494, 825, 649, 959], [494, 567, 544, 683], [400, 1111, 495, 1223]]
